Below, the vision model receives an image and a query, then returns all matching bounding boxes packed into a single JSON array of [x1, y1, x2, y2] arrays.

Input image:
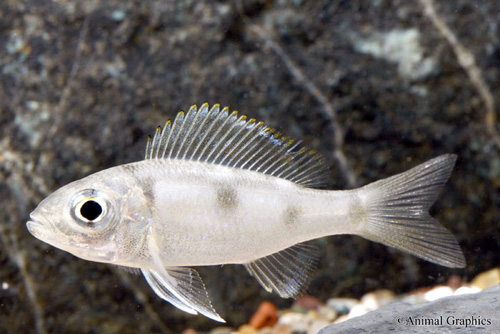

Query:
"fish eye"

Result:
[[80, 200, 103, 221], [71, 189, 113, 232]]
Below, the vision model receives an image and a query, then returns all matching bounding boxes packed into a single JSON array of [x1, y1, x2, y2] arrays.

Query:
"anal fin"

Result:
[[244, 242, 318, 298]]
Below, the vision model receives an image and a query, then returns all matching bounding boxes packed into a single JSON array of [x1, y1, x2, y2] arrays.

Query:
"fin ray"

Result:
[[145, 103, 329, 188], [359, 154, 466, 268], [141, 269, 198, 315], [141, 267, 225, 322], [143, 228, 225, 322], [244, 242, 319, 298]]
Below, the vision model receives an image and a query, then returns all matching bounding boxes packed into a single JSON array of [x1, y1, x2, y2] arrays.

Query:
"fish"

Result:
[[26, 103, 466, 322]]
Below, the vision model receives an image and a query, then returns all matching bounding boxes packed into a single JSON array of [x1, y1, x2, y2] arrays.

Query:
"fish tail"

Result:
[[358, 154, 465, 268]]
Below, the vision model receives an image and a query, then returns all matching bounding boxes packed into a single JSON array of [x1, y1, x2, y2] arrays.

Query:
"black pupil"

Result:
[[80, 200, 103, 221]]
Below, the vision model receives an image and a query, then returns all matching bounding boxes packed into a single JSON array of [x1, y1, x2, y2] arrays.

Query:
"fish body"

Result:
[[27, 104, 465, 322]]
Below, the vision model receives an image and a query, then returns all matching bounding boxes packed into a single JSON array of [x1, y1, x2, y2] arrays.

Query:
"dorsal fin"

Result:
[[145, 103, 329, 188]]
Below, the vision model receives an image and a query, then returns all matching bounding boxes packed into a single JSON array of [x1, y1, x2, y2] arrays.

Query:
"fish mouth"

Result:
[[27, 213, 117, 263], [26, 212, 53, 243], [26, 220, 42, 236], [26, 219, 50, 243], [26, 214, 44, 236]]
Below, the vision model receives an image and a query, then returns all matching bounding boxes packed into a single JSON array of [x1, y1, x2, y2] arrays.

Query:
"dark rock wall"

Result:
[[1, 0, 499, 332]]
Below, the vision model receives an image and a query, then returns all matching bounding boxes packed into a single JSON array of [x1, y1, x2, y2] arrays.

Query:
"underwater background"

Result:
[[1, 0, 499, 333]]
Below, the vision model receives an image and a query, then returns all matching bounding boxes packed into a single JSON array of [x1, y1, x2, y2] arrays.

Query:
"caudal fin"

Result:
[[359, 154, 465, 268]]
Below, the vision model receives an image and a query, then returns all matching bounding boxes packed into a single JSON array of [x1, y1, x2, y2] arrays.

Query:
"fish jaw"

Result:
[[26, 214, 118, 263], [26, 211, 57, 246], [26, 220, 47, 241]]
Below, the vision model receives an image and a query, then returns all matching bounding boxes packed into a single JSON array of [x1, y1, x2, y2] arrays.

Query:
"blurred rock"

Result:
[[319, 285, 500, 334]]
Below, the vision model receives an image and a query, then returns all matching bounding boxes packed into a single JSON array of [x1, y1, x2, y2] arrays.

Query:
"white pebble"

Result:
[[316, 306, 337, 322], [424, 286, 453, 302], [360, 289, 395, 311], [454, 286, 480, 296], [308, 320, 330, 334], [347, 304, 369, 319], [278, 312, 310, 332]]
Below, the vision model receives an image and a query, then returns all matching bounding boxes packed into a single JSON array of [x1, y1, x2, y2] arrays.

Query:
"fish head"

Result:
[[26, 167, 152, 265]]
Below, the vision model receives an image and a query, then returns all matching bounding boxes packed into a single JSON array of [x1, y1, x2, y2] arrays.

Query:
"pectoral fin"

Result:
[[244, 242, 318, 298], [141, 268, 197, 315], [141, 267, 224, 322], [143, 228, 225, 322]]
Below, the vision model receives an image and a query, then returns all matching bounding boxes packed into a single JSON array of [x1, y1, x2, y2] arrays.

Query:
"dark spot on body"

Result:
[[284, 206, 302, 226], [216, 186, 238, 211]]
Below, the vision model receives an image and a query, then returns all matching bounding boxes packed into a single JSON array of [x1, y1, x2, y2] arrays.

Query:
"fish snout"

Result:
[[26, 219, 45, 239], [26, 211, 50, 239]]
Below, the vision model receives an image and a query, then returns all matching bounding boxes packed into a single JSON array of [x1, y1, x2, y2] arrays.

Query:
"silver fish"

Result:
[[27, 103, 465, 322]]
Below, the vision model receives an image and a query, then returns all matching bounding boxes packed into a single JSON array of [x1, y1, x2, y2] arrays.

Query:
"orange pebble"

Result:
[[248, 301, 278, 329]]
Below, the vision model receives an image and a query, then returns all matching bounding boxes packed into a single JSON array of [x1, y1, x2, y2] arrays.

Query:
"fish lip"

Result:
[[26, 218, 48, 239], [27, 212, 117, 263], [26, 220, 44, 240], [27, 217, 117, 263], [29, 211, 46, 224], [26, 212, 52, 241]]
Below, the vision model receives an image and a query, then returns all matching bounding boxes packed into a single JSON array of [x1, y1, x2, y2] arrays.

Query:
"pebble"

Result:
[[249, 301, 278, 329], [333, 314, 348, 324], [308, 320, 330, 334], [236, 324, 258, 334], [325, 297, 359, 315], [360, 289, 395, 310], [454, 285, 481, 295], [470, 268, 500, 290], [292, 295, 324, 311], [424, 285, 453, 302], [346, 303, 370, 319], [278, 312, 310, 332], [315, 306, 337, 322], [210, 327, 234, 334], [259, 324, 292, 334]]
